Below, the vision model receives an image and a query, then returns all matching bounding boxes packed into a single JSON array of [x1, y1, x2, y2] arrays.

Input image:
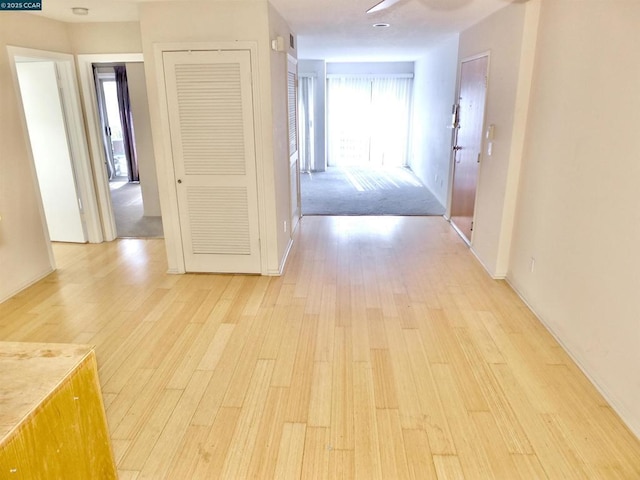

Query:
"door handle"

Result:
[[453, 145, 462, 163]]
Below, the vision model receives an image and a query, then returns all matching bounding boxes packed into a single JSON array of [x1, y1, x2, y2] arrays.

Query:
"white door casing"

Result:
[[77, 53, 145, 242], [163, 49, 261, 273], [8, 47, 102, 245], [287, 55, 301, 232]]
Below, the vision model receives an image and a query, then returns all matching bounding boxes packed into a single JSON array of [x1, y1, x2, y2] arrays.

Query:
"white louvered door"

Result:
[[163, 50, 261, 273], [287, 57, 300, 231]]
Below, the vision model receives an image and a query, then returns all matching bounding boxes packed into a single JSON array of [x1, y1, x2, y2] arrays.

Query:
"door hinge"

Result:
[[477, 153, 481, 163], [470, 221, 474, 231]]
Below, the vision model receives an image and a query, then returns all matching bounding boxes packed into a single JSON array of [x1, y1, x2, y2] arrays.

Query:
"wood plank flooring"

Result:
[[2, 216, 639, 479]]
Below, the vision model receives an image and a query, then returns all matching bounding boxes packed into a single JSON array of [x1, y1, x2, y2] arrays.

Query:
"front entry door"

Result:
[[163, 50, 261, 273], [450, 55, 489, 243]]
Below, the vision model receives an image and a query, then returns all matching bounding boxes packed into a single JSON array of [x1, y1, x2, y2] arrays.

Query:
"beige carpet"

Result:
[[301, 166, 445, 216], [109, 180, 163, 238]]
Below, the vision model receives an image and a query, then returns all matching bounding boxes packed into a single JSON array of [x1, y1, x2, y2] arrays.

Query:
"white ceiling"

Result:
[[31, 0, 517, 61]]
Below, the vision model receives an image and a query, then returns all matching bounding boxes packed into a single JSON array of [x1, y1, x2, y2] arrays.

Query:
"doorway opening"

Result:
[[15, 58, 87, 244], [299, 65, 445, 216], [93, 63, 163, 239], [8, 47, 105, 250]]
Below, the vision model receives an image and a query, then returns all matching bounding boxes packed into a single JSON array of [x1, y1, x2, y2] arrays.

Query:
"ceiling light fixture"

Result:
[[373, 23, 390, 28], [71, 7, 89, 15]]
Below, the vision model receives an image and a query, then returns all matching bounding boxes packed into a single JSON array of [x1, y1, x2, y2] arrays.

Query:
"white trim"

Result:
[[461, 50, 492, 64], [287, 55, 301, 236], [77, 53, 144, 242], [7, 46, 102, 244], [252, 48, 271, 276], [152, 41, 267, 275], [0, 266, 54, 305], [450, 215, 510, 280], [470, 246, 505, 280], [449, 218, 470, 247], [153, 45, 186, 273], [271, 237, 294, 276], [506, 277, 640, 440]]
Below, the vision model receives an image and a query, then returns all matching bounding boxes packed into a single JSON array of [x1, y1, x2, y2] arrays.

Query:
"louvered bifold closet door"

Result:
[[287, 57, 300, 229], [163, 50, 261, 273]]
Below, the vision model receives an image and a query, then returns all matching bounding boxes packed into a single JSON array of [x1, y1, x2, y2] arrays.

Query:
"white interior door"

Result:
[[163, 50, 261, 273], [16, 61, 87, 243]]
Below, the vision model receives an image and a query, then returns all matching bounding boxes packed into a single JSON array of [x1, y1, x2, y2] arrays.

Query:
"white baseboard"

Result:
[[506, 276, 640, 440], [0, 267, 55, 305], [447, 217, 506, 280], [469, 247, 506, 280], [269, 237, 294, 276]]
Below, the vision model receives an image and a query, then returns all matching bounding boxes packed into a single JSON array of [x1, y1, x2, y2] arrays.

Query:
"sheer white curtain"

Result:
[[327, 77, 372, 167], [327, 75, 412, 167], [298, 75, 316, 172]]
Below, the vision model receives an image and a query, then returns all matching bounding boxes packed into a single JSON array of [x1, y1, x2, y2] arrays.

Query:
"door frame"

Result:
[[287, 54, 301, 234], [447, 51, 491, 245], [7, 46, 102, 245], [153, 41, 268, 274], [77, 53, 144, 241], [93, 69, 119, 181]]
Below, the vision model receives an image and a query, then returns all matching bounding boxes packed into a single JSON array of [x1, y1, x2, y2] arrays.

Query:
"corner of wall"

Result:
[[496, 0, 542, 275]]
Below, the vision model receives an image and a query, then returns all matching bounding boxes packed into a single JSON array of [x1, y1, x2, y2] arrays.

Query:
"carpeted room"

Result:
[[301, 166, 445, 216]]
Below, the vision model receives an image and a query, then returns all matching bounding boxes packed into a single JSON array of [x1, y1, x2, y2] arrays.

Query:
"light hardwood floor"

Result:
[[2, 216, 639, 479]]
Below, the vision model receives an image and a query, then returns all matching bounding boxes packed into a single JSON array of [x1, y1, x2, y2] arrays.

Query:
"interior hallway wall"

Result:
[[68, 22, 142, 54], [457, 2, 532, 277], [508, 0, 640, 438], [0, 13, 73, 302], [268, 3, 298, 260], [126, 62, 161, 217], [410, 35, 459, 208]]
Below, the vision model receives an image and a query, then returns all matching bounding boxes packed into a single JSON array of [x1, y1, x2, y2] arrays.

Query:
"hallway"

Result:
[[110, 180, 163, 238], [2, 216, 639, 479]]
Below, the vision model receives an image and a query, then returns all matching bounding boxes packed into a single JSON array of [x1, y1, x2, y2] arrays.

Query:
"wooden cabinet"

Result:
[[0, 342, 117, 479]]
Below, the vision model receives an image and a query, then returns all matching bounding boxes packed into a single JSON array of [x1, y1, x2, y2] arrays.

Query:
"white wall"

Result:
[[268, 2, 297, 265], [126, 62, 161, 217], [410, 35, 459, 207], [69, 22, 142, 54], [298, 59, 326, 172], [0, 13, 73, 302], [16, 61, 86, 243], [508, 0, 640, 437], [457, 2, 530, 277]]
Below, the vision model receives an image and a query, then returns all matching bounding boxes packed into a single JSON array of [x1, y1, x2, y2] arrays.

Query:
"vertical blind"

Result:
[[327, 75, 413, 168], [288, 70, 297, 156], [298, 75, 315, 172]]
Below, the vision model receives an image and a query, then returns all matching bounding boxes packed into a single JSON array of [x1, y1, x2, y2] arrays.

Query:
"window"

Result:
[[327, 75, 413, 168]]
